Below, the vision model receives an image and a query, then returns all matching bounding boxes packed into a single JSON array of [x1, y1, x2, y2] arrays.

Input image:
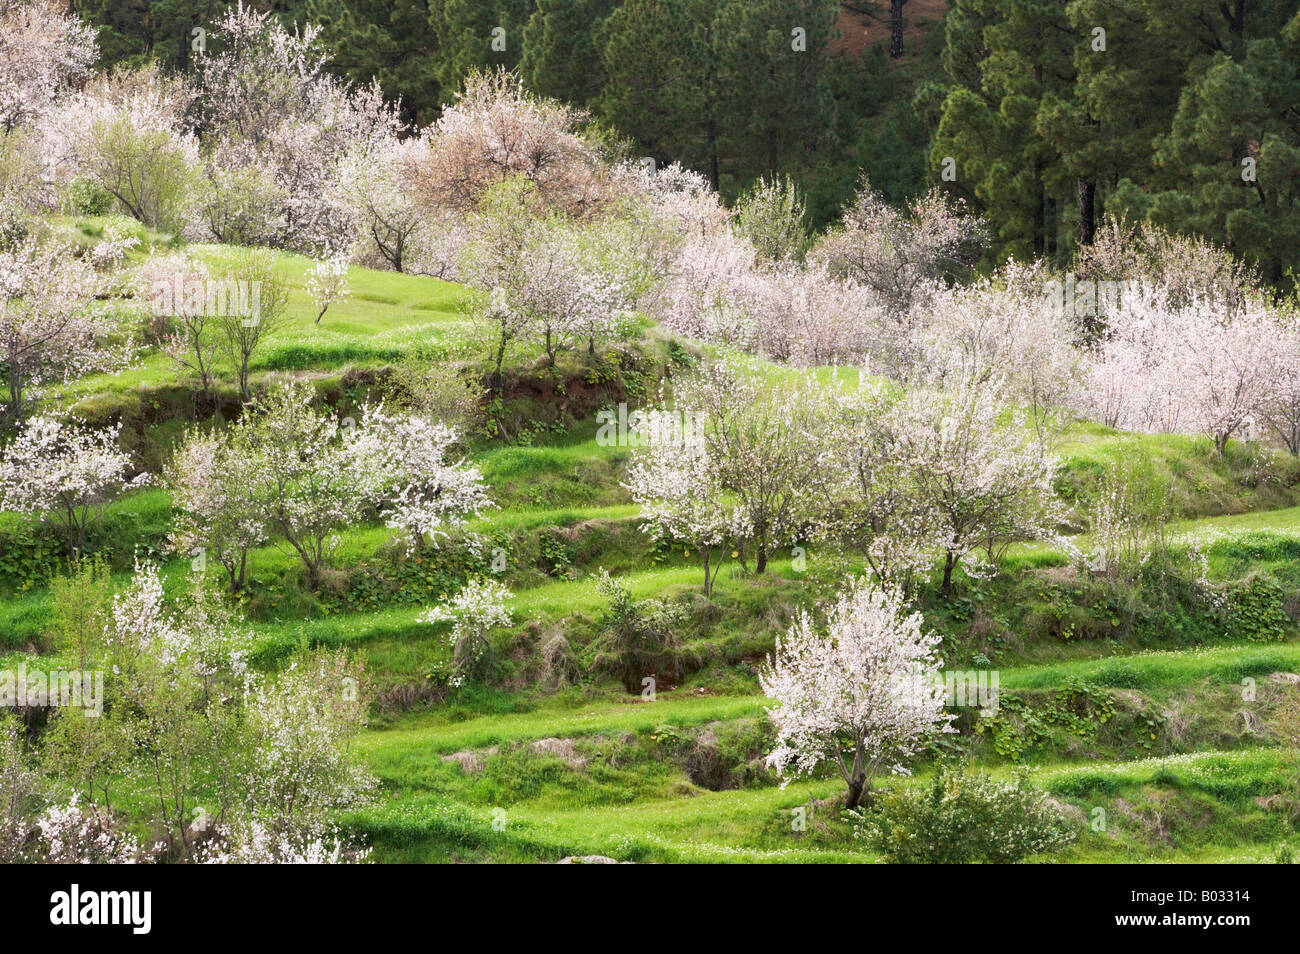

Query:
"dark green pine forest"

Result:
[[73, 0, 1300, 288]]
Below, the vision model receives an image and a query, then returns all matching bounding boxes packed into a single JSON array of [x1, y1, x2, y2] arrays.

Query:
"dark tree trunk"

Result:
[[942, 551, 957, 593], [707, 118, 719, 192], [844, 742, 870, 809], [1077, 178, 1096, 246], [889, 0, 908, 59], [1046, 195, 1058, 258], [1034, 163, 1045, 257]]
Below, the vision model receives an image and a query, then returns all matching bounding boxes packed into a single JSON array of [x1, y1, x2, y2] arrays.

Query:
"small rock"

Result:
[[441, 747, 497, 773], [556, 855, 628, 864]]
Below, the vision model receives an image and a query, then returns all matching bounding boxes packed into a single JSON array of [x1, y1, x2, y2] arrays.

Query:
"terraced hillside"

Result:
[[4, 221, 1298, 864]]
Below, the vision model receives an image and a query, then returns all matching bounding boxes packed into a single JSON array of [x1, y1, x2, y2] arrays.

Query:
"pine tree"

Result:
[[306, 0, 441, 124], [428, 0, 532, 100], [519, 0, 618, 107], [596, 0, 716, 178], [931, 0, 1076, 260], [711, 0, 838, 182], [1106, 2, 1300, 285]]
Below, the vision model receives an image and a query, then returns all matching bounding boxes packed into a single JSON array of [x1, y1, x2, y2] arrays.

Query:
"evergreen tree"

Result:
[[519, 0, 618, 107], [429, 0, 532, 100], [306, 0, 441, 123], [931, 0, 1076, 261], [1107, 2, 1300, 285], [596, 0, 716, 178], [712, 0, 838, 181], [73, 0, 223, 71]]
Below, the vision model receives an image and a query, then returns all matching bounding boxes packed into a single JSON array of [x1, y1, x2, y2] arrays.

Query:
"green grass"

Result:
[[362, 691, 767, 757], [6, 232, 1300, 863]]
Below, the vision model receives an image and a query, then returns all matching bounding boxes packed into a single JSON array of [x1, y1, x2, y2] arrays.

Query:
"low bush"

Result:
[[847, 763, 1079, 863]]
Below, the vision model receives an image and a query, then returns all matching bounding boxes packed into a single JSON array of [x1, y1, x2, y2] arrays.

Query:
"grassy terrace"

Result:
[[4, 236, 1299, 863]]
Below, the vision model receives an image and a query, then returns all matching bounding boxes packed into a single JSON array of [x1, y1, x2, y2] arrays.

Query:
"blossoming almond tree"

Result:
[[918, 261, 1081, 435], [194, 4, 402, 255], [760, 578, 953, 808], [411, 68, 613, 219], [813, 377, 934, 590], [624, 407, 748, 598], [216, 249, 291, 401], [673, 359, 830, 574], [47, 560, 373, 863], [420, 578, 513, 684], [1259, 320, 1300, 455], [44, 64, 200, 232], [0, 0, 96, 134], [145, 252, 221, 402], [239, 380, 367, 586], [94, 562, 252, 860], [0, 236, 135, 428], [457, 178, 548, 386], [891, 375, 1061, 593], [348, 402, 493, 554], [166, 427, 267, 593], [1082, 282, 1276, 454], [812, 183, 986, 319], [329, 137, 427, 273], [306, 251, 350, 324], [237, 653, 376, 847], [0, 415, 149, 557]]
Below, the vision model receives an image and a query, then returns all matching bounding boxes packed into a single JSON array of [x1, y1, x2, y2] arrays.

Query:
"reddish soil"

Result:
[[832, 0, 950, 59]]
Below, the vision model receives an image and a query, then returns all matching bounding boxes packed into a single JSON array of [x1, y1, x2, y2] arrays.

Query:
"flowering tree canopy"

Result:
[[760, 578, 953, 808], [0, 237, 135, 427], [0, 414, 148, 556], [625, 406, 747, 597], [0, 0, 96, 133]]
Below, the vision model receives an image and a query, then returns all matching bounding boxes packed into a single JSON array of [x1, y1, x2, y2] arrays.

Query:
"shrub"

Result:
[[67, 177, 113, 216], [0, 198, 28, 250], [1227, 575, 1289, 643], [847, 763, 1078, 863], [591, 568, 686, 692]]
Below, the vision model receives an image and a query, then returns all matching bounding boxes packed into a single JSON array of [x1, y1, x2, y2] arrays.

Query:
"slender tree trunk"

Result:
[[495, 336, 507, 392], [1077, 178, 1096, 246], [844, 743, 870, 809], [7, 372, 23, 428], [942, 551, 957, 593], [1033, 176, 1046, 257], [1046, 196, 1058, 258], [889, 0, 908, 59], [707, 118, 719, 192]]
